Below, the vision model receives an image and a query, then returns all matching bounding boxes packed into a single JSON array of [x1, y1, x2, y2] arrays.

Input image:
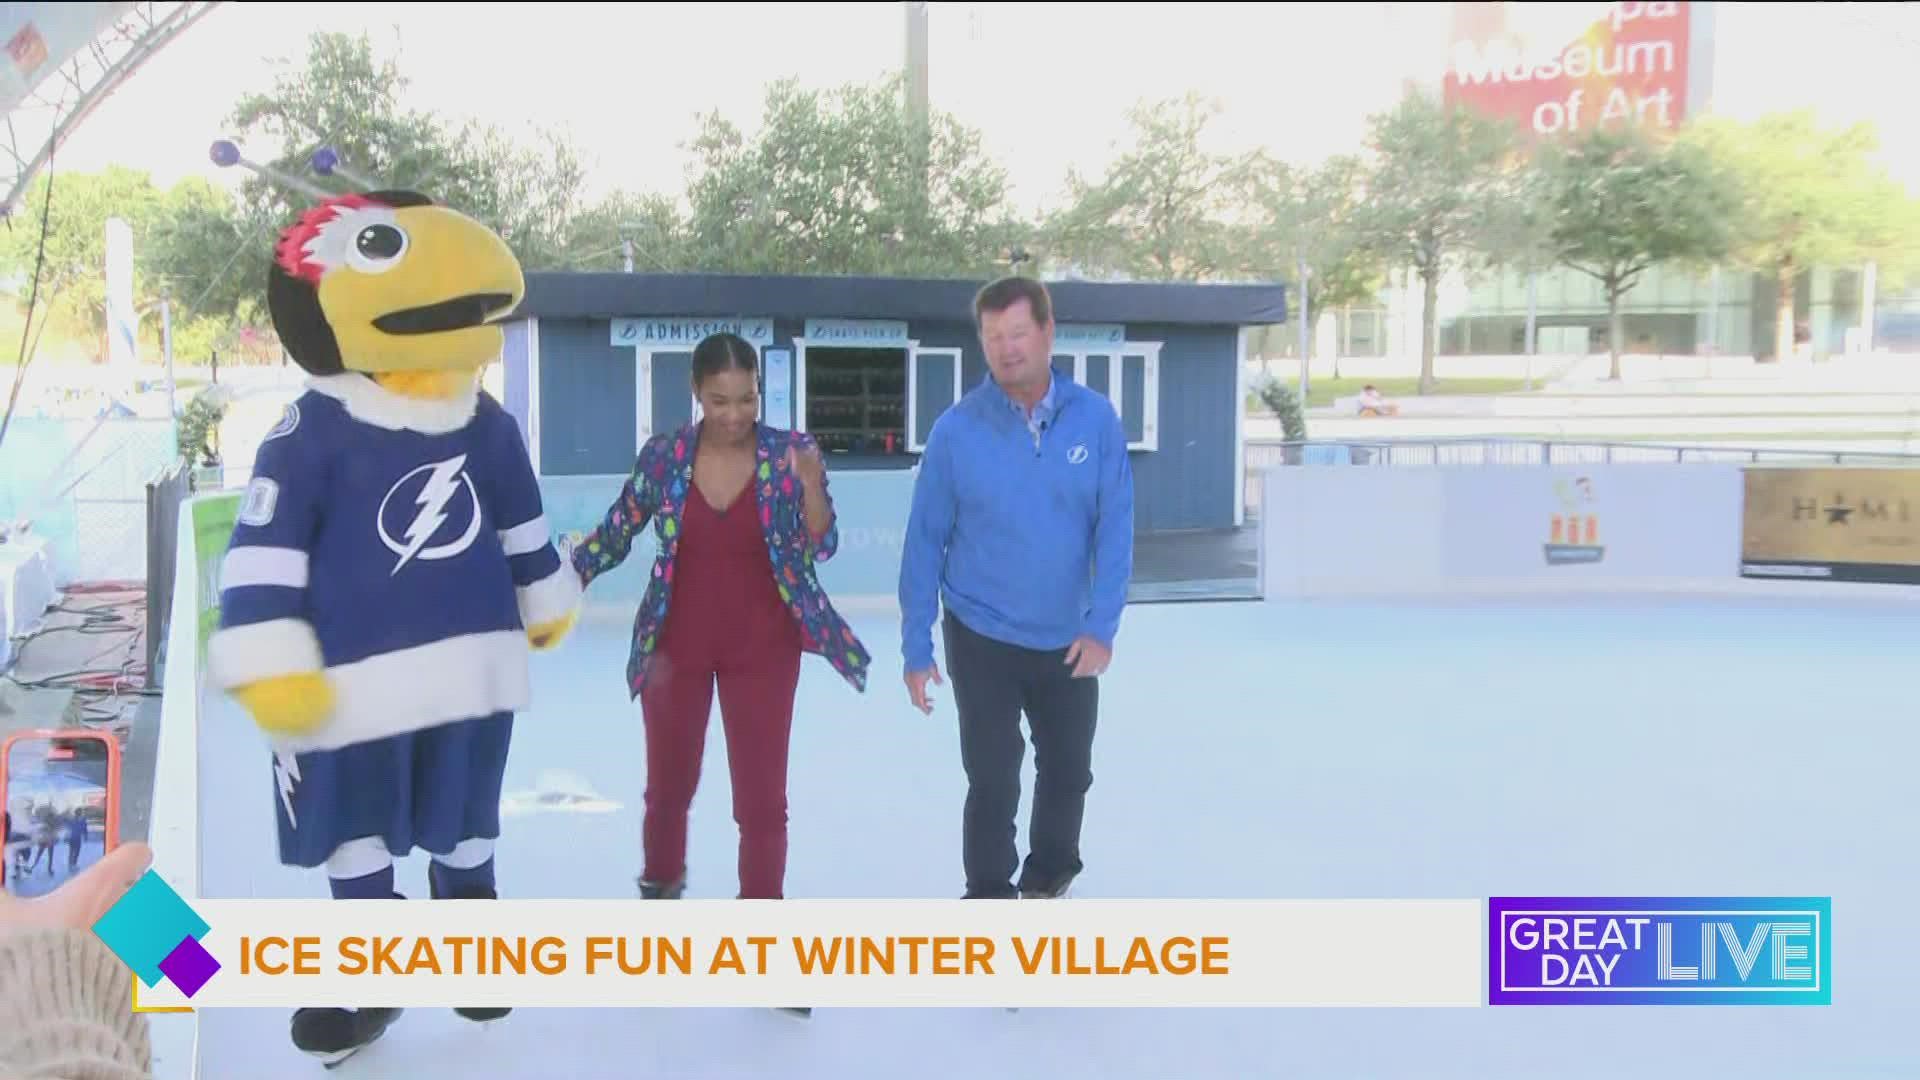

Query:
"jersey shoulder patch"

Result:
[[261, 401, 301, 443], [239, 475, 279, 526]]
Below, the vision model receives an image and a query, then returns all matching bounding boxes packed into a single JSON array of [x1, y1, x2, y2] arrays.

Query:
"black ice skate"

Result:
[[1018, 872, 1077, 900], [637, 875, 685, 899], [430, 880, 512, 1023], [290, 1006, 402, 1069]]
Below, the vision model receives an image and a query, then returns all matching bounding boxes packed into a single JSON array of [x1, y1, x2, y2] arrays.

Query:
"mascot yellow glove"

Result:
[[526, 531, 586, 650], [527, 612, 576, 651], [231, 672, 335, 735]]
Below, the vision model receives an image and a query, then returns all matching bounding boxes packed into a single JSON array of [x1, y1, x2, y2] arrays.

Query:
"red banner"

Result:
[[1443, 1, 1692, 138]]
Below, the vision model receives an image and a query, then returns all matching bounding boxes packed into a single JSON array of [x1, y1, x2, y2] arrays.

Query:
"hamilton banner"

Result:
[[1740, 468, 1920, 584]]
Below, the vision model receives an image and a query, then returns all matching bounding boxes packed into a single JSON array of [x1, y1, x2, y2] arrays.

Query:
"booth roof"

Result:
[[512, 272, 1287, 327]]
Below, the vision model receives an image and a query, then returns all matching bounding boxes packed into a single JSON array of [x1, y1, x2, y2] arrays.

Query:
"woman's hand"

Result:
[[788, 441, 833, 543], [786, 443, 826, 493], [0, 841, 153, 935]]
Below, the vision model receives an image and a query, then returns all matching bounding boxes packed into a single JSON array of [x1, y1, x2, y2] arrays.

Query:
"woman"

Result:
[[570, 332, 870, 904]]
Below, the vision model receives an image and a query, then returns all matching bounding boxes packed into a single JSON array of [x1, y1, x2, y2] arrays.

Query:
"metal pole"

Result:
[[1861, 260, 1878, 353], [905, 1, 930, 223], [1706, 265, 1720, 355], [1524, 272, 1538, 391], [161, 291, 176, 421], [621, 237, 634, 273], [1296, 257, 1311, 410]]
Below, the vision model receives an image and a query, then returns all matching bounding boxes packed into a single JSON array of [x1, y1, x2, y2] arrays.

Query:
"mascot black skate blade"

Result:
[[291, 1006, 403, 1069]]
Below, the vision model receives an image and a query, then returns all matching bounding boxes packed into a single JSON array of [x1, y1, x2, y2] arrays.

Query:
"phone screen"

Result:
[[1, 731, 120, 899]]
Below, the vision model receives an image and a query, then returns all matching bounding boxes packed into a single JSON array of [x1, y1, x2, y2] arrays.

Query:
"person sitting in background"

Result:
[[1357, 384, 1399, 417]]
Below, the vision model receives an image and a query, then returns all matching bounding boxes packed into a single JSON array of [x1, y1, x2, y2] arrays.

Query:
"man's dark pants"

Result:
[[942, 611, 1098, 898]]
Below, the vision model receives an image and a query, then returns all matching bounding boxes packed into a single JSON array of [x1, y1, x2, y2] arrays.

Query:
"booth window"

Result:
[[804, 347, 908, 456], [904, 344, 1160, 453], [1050, 346, 1161, 451]]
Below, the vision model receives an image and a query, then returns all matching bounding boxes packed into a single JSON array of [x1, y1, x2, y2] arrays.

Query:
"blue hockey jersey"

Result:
[[206, 373, 579, 754]]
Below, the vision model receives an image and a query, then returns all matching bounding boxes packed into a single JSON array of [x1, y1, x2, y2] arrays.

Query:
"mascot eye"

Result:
[[348, 224, 408, 272]]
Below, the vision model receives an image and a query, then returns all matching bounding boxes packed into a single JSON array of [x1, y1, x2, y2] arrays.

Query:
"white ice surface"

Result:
[[187, 595, 1920, 1079]]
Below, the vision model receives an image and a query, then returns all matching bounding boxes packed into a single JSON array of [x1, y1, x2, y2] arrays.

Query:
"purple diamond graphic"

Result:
[[157, 935, 220, 998]]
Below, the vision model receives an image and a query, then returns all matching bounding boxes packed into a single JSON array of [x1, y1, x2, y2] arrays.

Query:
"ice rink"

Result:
[[182, 593, 1920, 1079]]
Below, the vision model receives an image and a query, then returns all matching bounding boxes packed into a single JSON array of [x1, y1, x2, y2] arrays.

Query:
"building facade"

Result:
[[499, 272, 1284, 600]]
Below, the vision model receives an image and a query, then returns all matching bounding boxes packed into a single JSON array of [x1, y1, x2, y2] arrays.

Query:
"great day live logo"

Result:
[[93, 870, 221, 999], [1489, 898, 1831, 1005]]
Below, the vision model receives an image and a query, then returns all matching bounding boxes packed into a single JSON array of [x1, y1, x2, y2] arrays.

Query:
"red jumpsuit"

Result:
[[638, 477, 804, 899]]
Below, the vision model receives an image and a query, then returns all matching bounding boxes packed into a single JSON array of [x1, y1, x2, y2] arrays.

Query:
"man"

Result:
[[899, 275, 1134, 900]]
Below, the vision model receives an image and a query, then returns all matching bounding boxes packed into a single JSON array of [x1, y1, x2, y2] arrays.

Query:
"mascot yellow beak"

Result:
[[269, 192, 526, 381]]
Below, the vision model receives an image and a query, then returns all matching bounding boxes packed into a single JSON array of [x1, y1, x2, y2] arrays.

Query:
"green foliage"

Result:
[[0, 166, 164, 342], [1351, 91, 1527, 393], [4, 28, 1916, 379], [684, 75, 1023, 277], [1531, 126, 1738, 378], [1255, 377, 1307, 442], [175, 388, 227, 466], [1236, 152, 1384, 315], [1686, 110, 1915, 276], [1682, 110, 1920, 359], [1040, 94, 1245, 280]]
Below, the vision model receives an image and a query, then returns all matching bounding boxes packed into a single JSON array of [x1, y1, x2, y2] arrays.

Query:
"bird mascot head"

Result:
[[266, 190, 525, 398]]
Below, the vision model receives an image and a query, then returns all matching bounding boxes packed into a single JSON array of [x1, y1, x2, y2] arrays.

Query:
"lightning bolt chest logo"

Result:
[[376, 454, 484, 575]]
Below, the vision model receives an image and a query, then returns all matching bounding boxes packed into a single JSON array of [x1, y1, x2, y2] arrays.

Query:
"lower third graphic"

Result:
[[93, 869, 220, 998], [1489, 897, 1830, 1005]]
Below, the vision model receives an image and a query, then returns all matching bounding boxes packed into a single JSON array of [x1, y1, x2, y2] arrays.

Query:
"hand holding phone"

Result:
[[0, 729, 122, 900]]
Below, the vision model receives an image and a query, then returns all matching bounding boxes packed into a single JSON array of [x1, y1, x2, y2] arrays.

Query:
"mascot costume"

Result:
[[206, 189, 580, 1066]]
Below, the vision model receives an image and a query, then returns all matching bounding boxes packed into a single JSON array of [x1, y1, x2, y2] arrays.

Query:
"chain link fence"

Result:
[[67, 419, 181, 584], [2, 416, 181, 584]]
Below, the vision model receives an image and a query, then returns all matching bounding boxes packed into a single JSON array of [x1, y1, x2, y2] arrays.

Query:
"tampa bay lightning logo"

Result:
[[274, 751, 301, 830], [262, 402, 300, 443], [376, 454, 482, 575]]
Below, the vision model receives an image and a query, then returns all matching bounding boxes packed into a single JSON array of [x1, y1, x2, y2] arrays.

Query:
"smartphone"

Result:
[[0, 729, 122, 899]]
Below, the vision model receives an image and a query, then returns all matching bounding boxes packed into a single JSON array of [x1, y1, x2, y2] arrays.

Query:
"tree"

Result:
[[1041, 93, 1246, 281], [559, 190, 690, 273], [160, 29, 598, 334], [143, 177, 268, 327], [1684, 111, 1920, 361], [1354, 92, 1525, 393], [683, 75, 1023, 277], [1531, 126, 1737, 379], [0, 167, 165, 355], [1236, 153, 1384, 373]]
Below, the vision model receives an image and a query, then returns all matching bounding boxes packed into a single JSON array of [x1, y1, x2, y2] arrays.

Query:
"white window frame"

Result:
[[792, 336, 926, 452], [633, 347, 706, 453], [1050, 342, 1161, 452], [524, 317, 542, 474], [1234, 326, 1249, 527], [790, 336, 816, 435], [906, 341, 963, 453]]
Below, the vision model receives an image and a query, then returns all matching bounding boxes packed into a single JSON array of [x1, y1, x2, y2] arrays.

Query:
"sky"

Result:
[[30, 2, 1436, 215], [31, 2, 1920, 216]]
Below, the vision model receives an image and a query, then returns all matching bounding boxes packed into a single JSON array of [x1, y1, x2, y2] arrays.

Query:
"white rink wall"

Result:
[[1254, 463, 1911, 600]]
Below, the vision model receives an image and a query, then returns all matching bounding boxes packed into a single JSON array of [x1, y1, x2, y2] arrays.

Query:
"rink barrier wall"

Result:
[[1256, 463, 1920, 600], [147, 496, 206, 1078]]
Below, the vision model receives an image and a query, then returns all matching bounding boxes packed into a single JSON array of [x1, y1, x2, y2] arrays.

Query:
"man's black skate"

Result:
[[290, 1006, 402, 1068], [430, 880, 512, 1022], [1018, 872, 1077, 900]]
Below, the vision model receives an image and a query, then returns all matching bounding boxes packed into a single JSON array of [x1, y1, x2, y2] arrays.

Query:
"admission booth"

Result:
[[497, 272, 1286, 601]]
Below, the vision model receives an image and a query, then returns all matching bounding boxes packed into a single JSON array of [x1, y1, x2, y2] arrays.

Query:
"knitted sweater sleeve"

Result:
[[0, 928, 153, 1080]]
